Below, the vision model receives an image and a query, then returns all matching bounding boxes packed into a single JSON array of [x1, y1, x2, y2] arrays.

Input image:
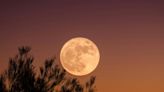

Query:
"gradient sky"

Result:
[[0, 0, 164, 92]]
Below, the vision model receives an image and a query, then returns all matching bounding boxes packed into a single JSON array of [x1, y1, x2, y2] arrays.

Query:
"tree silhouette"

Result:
[[0, 74, 6, 92], [0, 46, 96, 92]]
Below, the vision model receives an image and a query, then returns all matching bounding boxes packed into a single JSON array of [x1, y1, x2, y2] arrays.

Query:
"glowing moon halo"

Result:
[[60, 37, 100, 76]]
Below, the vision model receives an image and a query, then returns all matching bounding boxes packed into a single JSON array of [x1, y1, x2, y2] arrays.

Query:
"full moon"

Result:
[[60, 37, 100, 76]]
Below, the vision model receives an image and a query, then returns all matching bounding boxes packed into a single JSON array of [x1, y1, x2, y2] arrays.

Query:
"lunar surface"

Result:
[[60, 37, 100, 76]]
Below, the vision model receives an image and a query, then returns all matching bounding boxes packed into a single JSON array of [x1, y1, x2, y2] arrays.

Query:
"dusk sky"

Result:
[[0, 0, 164, 92]]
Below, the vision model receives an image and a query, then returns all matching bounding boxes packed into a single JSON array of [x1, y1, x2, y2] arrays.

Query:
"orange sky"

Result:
[[0, 0, 164, 92]]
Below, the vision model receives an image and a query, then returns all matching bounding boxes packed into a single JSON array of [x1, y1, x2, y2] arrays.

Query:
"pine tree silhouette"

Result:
[[0, 46, 96, 92], [0, 75, 6, 92]]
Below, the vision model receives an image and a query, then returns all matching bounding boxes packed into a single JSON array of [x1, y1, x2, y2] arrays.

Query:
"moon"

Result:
[[60, 37, 100, 76]]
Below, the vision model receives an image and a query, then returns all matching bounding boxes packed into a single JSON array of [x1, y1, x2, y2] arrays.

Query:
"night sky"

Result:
[[0, 0, 164, 92]]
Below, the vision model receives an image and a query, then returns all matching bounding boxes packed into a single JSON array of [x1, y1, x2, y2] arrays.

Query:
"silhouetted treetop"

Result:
[[0, 46, 96, 92]]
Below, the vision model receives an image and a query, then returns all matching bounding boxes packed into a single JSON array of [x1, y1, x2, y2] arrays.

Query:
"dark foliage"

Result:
[[0, 46, 96, 92], [0, 75, 6, 92]]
